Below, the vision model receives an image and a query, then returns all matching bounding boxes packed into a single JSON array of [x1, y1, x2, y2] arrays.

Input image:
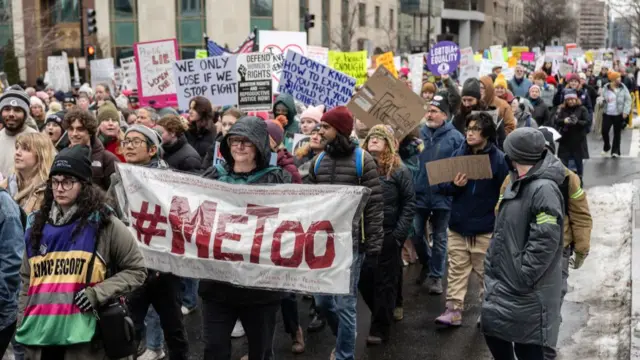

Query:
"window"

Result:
[[176, 0, 206, 59], [389, 9, 393, 30], [251, 0, 273, 31], [357, 38, 365, 51], [50, 0, 80, 24], [299, 0, 307, 31], [322, 0, 330, 47], [0, 0, 12, 69], [110, 0, 138, 64], [374, 6, 380, 28], [358, 3, 366, 27]]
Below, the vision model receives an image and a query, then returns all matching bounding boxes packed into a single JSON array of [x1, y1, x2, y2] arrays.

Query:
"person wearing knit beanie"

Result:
[[422, 82, 437, 101], [62, 92, 76, 111], [97, 102, 126, 162], [123, 124, 164, 165], [362, 124, 402, 176], [43, 111, 65, 145], [30, 95, 46, 129], [503, 127, 546, 165], [320, 106, 354, 139], [493, 74, 508, 91], [1, 86, 31, 119], [300, 104, 325, 135], [265, 119, 284, 149], [608, 71, 621, 82], [566, 73, 581, 88], [50, 145, 94, 183], [461, 78, 482, 101], [36, 91, 49, 105]]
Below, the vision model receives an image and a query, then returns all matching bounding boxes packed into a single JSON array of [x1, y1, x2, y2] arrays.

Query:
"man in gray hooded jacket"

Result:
[[482, 127, 565, 359]]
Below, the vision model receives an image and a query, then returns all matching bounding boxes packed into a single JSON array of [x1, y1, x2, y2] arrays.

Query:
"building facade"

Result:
[[3, 0, 398, 85], [611, 17, 632, 49], [438, 0, 507, 51], [578, 0, 608, 49], [397, 0, 443, 53]]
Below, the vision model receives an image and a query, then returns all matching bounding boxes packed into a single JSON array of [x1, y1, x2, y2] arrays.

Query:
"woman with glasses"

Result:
[[15, 145, 146, 359], [201, 117, 291, 360]]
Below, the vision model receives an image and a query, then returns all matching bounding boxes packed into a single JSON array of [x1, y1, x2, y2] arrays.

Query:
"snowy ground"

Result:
[[558, 183, 635, 360]]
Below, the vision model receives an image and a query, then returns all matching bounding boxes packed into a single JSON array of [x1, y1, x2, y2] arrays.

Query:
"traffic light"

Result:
[[304, 13, 315, 30], [87, 9, 97, 34], [87, 45, 96, 61]]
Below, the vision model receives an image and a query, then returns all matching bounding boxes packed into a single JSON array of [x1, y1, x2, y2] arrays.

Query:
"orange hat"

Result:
[[608, 71, 621, 81]]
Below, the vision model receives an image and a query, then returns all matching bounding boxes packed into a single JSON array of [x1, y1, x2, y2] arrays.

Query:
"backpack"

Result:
[[313, 147, 364, 183], [0, 188, 27, 229], [214, 164, 281, 184]]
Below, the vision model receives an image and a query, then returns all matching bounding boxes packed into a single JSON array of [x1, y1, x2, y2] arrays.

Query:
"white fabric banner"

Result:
[[116, 164, 370, 295]]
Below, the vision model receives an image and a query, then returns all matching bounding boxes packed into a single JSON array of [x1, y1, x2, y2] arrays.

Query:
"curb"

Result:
[[631, 179, 640, 359]]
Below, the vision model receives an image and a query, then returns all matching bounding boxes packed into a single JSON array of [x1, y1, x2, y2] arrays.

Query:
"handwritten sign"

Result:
[[408, 53, 423, 95], [173, 55, 238, 111], [545, 46, 564, 62], [195, 49, 208, 59], [328, 51, 367, 87], [490, 45, 503, 62], [236, 52, 273, 111], [347, 66, 427, 140], [120, 56, 138, 90], [511, 46, 529, 60], [134, 38, 179, 107], [427, 41, 460, 75], [375, 52, 398, 78], [90, 58, 115, 94], [47, 54, 71, 92], [307, 46, 329, 66], [521, 52, 535, 62], [259, 30, 307, 93], [278, 50, 356, 110], [426, 155, 493, 185]]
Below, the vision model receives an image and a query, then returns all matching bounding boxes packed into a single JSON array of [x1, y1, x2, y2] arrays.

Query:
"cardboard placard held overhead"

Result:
[[426, 155, 493, 185], [347, 66, 428, 140]]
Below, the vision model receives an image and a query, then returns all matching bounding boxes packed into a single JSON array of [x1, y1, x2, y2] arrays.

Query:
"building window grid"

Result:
[[251, 0, 274, 31], [358, 3, 366, 27], [176, 0, 206, 59], [110, 0, 139, 64], [374, 6, 380, 28], [389, 9, 393, 30], [50, 0, 80, 24]]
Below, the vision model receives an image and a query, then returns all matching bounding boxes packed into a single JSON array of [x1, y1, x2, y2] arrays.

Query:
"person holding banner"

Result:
[[200, 116, 291, 360], [186, 96, 217, 165]]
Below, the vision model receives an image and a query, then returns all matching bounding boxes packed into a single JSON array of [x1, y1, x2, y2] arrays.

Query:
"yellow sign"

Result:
[[195, 49, 208, 59], [328, 51, 368, 86], [585, 50, 594, 63], [508, 57, 518, 68], [511, 46, 529, 60], [375, 52, 398, 78]]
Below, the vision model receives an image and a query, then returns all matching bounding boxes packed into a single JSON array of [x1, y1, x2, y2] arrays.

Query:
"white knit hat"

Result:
[[30, 96, 45, 109]]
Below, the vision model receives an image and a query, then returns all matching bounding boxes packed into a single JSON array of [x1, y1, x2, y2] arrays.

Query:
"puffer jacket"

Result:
[[380, 165, 416, 243], [539, 83, 556, 109], [90, 137, 119, 191], [306, 141, 384, 256], [482, 151, 565, 347], [416, 122, 464, 210], [273, 94, 301, 152], [528, 97, 551, 126], [162, 134, 202, 173], [185, 122, 216, 167], [200, 117, 291, 305], [398, 137, 423, 187], [602, 82, 632, 116]]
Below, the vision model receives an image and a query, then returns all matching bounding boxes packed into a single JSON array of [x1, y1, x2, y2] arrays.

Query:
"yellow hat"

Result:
[[494, 74, 507, 89]]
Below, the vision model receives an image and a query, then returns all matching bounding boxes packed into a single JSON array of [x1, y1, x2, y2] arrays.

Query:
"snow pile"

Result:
[[559, 183, 635, 359]]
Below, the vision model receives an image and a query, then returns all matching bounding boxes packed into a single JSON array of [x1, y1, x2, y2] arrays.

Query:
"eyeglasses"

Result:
[[50, 178, 78, 191], [465, 126, 482, 133], [122, 138, 147, 148], [228, 137, 254, 148]]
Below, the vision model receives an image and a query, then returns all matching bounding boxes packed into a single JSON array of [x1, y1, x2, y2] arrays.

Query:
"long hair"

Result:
[[14, 133, 57, 191], [28, 181, 112, 254]]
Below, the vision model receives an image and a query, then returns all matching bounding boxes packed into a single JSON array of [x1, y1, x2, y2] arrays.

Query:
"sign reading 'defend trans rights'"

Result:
[[427, 41, 461, 76]]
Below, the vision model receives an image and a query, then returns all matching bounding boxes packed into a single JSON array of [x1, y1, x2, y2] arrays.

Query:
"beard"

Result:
[[3, 116, 25, 132]]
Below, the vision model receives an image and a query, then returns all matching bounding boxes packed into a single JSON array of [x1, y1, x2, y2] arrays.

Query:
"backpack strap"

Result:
[[355, 148, 364, 182], [313, 151, 326, 176]]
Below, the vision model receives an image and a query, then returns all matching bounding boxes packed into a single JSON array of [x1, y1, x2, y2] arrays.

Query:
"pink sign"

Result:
[[134, 38, 180, 108], [521, 52, 535, 62]]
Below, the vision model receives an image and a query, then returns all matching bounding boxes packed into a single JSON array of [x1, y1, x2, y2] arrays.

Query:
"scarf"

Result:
[[49, 203, 80, 226]]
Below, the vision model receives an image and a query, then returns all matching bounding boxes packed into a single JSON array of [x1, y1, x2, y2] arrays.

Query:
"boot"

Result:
[[415, 265, 429, 285], [292, 326, 305, 354], [427, 278, 443, 295], [366, 335, 383, 346]]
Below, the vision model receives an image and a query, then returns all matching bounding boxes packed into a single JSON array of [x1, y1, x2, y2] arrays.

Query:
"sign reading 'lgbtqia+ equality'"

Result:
[[116, 164, 370, 294]]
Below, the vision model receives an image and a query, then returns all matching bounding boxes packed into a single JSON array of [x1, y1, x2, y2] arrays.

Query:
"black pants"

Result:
[[0, 322, 15, 358], [485, 335, 555, 360], [128, 272, 189, 360], [559, 154, 584, 178], [281, 293, 299, 336], [396, 247, 404, 308], [359, 235, 401, 340], [602, 113, 624, 155], [201, 297, 278, 360]]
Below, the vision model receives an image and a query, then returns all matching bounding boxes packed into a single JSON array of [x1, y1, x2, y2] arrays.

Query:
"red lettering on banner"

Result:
[[305, 221, 336, 269], [246, 204, 280, 264], [213, 214, 248, 261], [168, 196, 217, 258], [271, 221, 305, 268], [152, 53, 169, 65]]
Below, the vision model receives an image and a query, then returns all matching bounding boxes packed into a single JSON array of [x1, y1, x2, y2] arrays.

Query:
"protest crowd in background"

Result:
[[3, 31, 625, 360]]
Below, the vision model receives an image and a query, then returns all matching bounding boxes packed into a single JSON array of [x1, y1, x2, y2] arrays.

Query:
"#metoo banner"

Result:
[[116, 164, 370, 295]]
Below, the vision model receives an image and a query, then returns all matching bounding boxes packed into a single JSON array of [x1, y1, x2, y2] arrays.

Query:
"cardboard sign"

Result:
[[259, 30, 308, 93], [427, 41, 460, 76], [213, 141, 225, 166], [375, 52, 398, 78], [278, 50, 356, 110], [173, 55, 238, 111], [236, 52, 273, 112], [90, 58, 115, 94], [134, 38, 180, 107], [408, 53, 424, 95], [47, 54, 71, 92], [459, 47, 473, 67], [116, 163, 370, 295], [120, 56, 138, 90], [347, 66, 427, 140], [567, 47, 584, 59], [307, 46, 329, 66], [426, 155, 493, 185], [328, 51, 367, 87], [558, 63, 573, 77]]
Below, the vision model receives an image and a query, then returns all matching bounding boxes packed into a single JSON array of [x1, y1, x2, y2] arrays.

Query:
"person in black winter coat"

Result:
[[185, 96, 217, 167], [554, 90, 590, 181], [157, 115, 202, 173], [527, 85, 551, 126]]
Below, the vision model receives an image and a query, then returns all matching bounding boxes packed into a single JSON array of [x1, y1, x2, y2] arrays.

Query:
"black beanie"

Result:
[[430, 94, 450, 117], [462, 78, 482, 100], [45, 111, 65, 128], [538, 127, 557, 154], [50, 145, 93, 183]]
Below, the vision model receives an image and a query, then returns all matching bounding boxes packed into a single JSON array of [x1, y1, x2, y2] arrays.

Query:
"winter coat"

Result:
[[307, 142, 384, 256], [162, 134, 202, 174], [416, 122, 465, 210], [554, 104, 590, 160], [380, 164, 416, 244], [200, 117, 291, 305], [438, 142, 509, 236], [602, 82, 632, 116], [528, 97, 551, 126], [277, 148, 302, 184], [90, 137, 119, 191], [482, 151, 565, 347], [441, 77, 462, 116], [0, 191, 24, 333], [185, 122, 216, 167], [0, 176, 46, 214], [398, 138, 423, 187], [508, 76, 533, 98], [623, 74, 636, 93], [515, 110, 538, 129], [102, 138, 125, 163], [480, 76, 516, 135], [553, 85, 593, 115], [539, 83, 556, 109], [273, 94, 301, 152]]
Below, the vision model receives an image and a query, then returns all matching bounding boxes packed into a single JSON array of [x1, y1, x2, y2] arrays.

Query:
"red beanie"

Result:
[[545, 75, 557, 87], [321, 106, 354, 137]]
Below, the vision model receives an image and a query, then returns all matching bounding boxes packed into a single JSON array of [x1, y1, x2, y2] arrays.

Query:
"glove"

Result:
[[74, 289, 94, 312], [570, 251, 588, 269]]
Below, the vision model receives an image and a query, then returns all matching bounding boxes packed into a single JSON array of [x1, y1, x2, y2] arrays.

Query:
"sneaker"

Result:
[[137, 348, 166, 360], [415, 265, 429, 285], [393, 307, 404, 321], [427, 278, 443, 295], [231, 320, 245, 338], [435, 308, 462, 327], [601, 150, 611, 157], [181, 305, 195, 315], [366, 335, 383, 346], [612, 153, 619, 158]]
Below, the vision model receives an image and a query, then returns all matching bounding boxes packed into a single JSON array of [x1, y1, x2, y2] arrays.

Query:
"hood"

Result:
[[220, 116, 271, 170], [273, 94, 297, 128], [512, 150, 565, 186], [479, 76, 495, 106], [277, 148, 295, 168], [399, 138, 423, 159]]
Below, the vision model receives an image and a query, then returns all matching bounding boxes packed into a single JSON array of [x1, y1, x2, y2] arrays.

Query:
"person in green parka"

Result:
[[273, 94, 300, 152]]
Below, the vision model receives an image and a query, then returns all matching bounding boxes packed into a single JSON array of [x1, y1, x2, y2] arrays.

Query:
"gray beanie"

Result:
[[461, 78, 482, 100], [503, 127, 546, 165], [125, 124, 164, 158], [0, 86, 30, 116]]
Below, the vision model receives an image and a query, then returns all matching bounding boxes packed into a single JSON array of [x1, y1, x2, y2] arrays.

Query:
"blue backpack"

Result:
[[313, 147, 364, 184]]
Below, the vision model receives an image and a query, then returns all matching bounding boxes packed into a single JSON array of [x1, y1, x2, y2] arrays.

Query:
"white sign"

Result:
[[236, 52, 273, 111], [120, 56, 138, 90], [47, 54, 71, 92], [90, 58, 115, 94], [259, 31, 308, 93], [135, 39, 179, 106], [408, 53, 423, 95], [307, 46, 329, 66], [490, 45, 503, 62], [173, 55, 238, 111], [459, 47, 474, 67], [278, 50, 356, 109], [116, 164, 370, 294]]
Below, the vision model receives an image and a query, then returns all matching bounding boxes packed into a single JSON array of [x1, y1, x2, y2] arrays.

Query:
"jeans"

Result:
[[201, 298, 278, 360], [182, 277, 199, 310], [314, 252, 365, 360], [0, 322, 15, 357], [281, 293, 300, 336], [145, 307, 164, 351], [485, 335, 554, 360], [412, 208, 450, 279], [602, 113, 624, 155], [560, 156, 584, 179]]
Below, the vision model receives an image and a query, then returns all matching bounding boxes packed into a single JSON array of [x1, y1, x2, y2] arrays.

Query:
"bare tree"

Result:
[[332, 0, 360, 51], [507, 0, 576, 48], [610, 0, 640, 47]]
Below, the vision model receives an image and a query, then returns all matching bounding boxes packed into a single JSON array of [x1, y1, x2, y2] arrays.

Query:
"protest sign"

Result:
[[535, 55, 545, 71], [213, 142, 225, 166], [120, 56, 138, 90], [293, 133, 310, 154], [196, 49, 208, 59], [594, 60, 604, 74], [459, 47, 473, 67], [90, 58, 115, 94], [558, 63, 573, 77], [114, 68, 123, 89], [134, 38, 179, 107], [328, 51, 367, 86], [259, 30, 308, 93], [375, 52, 398, 78], [307, 46, 329, 66], [116, 163, 371, 295], [479, 60, 505, 77], [459, 60, 480, 85], [490, 45, 503, 62], [408, 53, 423, 95], [545, 46, 564, 62], [347, 66, 427, 140], [278, 50, 356, 109], [236, 52, 273, 112], [426, 155, 493, 185], [567, 47, 584, 59], [173, 55, 238, 111], [427, 41, 460, 76], [47, 55, 71, 92], [511, 46, 529, 60], [394, 56, 402, 72], [521, 52, 535, 62]]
